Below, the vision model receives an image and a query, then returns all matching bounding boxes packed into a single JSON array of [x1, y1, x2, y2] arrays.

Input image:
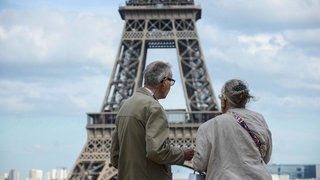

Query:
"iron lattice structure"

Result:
[[68, 0, 220, 179]]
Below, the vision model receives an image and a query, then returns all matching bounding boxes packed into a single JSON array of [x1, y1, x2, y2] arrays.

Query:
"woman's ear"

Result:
[[221, 98, 229, 113]]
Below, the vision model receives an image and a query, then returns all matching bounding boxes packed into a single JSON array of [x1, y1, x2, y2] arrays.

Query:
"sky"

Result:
[[0, 0, 320, 178]]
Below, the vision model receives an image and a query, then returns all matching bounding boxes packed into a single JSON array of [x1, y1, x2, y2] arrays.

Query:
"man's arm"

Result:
[[110, 128, 119, 168], [145, 105, 186, 165]]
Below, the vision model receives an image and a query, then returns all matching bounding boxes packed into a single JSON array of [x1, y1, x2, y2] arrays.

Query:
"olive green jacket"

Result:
[[110, 87, 185, 180]]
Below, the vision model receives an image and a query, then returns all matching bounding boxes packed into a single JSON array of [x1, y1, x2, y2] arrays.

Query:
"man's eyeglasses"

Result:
[[163, 77, 175, 86]]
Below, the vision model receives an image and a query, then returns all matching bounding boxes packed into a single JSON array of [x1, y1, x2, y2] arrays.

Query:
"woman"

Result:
[[193, 79, 272, 180]]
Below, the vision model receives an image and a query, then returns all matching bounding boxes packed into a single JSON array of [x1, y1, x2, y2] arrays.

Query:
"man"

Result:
[[110, 61, 194, 180]]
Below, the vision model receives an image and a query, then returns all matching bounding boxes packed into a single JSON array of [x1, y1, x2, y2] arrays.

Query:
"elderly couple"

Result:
[[110, 61, 272, 180]]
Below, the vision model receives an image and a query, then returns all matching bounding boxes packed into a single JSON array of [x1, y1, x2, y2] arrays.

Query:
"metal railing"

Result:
[[86, 109, 221, 126], [126, 0, 194, 6]]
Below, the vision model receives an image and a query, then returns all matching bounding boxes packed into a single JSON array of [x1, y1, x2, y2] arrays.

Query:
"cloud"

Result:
[[0, 7, 120, 117], [0, 80, 37, 113], [201, 0, 320, 31], [198, 22, 320, 94], [283, 28, 320, 46], [237, 34, 286, 56], [32, 144, 51, 152], [0, 8, 120, 65], [0, 75, 108, 116]]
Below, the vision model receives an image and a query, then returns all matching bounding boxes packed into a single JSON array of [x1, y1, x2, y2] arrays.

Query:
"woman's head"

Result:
[[220, 79, 254, 111]]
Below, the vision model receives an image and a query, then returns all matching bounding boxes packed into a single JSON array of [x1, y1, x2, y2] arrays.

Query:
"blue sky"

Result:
[[1, 0, 320, 178]]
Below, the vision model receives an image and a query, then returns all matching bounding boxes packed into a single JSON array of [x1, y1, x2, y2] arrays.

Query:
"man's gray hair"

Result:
[[221, 79, 254, 108], [144, 61, 172, 86]]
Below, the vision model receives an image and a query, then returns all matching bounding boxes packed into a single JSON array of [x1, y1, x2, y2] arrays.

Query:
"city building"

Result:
[[44, 168, 67, 180], [272, 174, 290, 180], [26, 169, 43, 180], [268, 164, 320, 180], [0, 173, 8, 180], [8, 169, 19, 180]]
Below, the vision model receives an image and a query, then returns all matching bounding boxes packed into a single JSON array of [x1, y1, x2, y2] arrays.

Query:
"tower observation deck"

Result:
[[68, 0, 221, 179]]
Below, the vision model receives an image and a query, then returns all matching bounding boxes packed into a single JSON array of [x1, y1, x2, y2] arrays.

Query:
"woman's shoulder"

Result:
[[231, 108, 268, 127], [200, 113, 232, 127], [232, 108, 264, 118]]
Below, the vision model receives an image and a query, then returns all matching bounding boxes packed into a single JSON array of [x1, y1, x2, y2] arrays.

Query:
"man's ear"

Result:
[[160, 80, 166, 87]]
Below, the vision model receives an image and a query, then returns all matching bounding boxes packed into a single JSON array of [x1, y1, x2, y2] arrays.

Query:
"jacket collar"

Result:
[[137, 87, 158, 100]]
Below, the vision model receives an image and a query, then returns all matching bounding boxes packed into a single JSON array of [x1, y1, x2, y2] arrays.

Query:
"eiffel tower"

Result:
[[68, 0, 220, 179]]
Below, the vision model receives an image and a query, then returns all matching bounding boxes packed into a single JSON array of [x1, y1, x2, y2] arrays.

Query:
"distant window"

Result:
[[297, 173, 302, 178], [297, 168, 301, 171]]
